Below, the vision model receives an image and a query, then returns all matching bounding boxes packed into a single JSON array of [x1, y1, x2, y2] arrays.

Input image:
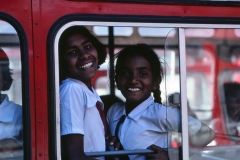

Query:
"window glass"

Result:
[[138, 27, 175, 37], [185, 29, 215, 38], [93, 26, 133, 37], [0, 20, 23, 159], [55, 23, 240, 160], [219, 69, 240, 142], [185, 28, 240, 159], [0, 21, 16, 34]]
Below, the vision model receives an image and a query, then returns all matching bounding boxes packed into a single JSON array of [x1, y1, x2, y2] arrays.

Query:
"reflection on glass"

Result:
[[185, 28, 240, 159], [93, 26, 133, 36], [138, 27, 174, 37], [0, 21, 17, 34], [185, 29, 214, 38], [223, 82, 240, 134], [0, 20, 23, 159]]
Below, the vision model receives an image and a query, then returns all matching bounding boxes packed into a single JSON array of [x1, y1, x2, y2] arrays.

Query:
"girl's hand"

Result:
[[146, 144, 169, 160], [107, 135, 122, 150]]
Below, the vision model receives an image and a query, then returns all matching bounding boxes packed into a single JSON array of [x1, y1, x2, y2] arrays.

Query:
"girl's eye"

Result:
[[140, 72, 148, 76], [67, 50, 78, 56], [120, 71, 129, 77], [84, 44, 91, 49]]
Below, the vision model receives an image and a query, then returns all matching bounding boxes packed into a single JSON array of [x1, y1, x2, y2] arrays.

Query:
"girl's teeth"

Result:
[[79, 62, 93, 69], [128, 88, 140, 91]]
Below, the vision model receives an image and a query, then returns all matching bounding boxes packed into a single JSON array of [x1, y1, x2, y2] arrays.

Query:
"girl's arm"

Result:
[[167, 107, 215, 147], [61, 134, 94, 160], [189, 123, 215, 147]]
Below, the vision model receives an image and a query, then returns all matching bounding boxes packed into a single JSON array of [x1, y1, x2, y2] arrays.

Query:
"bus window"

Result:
[[185, 28, 240, 159], [0, 20, 23, 159], [55, 24, 180, 159], [164, 28, 240, 159], [54, 22, 240, 160]]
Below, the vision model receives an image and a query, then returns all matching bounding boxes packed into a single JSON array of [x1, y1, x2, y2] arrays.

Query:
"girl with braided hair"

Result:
[[107, 44, 214, 160]]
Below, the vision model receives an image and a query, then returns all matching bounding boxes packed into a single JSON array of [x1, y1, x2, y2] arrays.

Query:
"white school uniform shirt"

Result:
[[60, 78, 106, 155], [107, 96, 201, 160], [0, 94, 22, 141]]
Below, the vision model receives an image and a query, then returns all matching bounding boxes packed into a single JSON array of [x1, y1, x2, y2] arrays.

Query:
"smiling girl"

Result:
[[107, 44, 215, 160], [59, 26, 107, 160]]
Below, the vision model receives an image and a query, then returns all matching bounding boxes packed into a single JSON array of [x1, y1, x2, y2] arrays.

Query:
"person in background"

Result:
[[223, 82, 240, 136], [0, 48, 22, 150]]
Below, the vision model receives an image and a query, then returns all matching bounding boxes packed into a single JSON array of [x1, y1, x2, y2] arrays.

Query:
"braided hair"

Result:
[[114, 44, 163, 104]]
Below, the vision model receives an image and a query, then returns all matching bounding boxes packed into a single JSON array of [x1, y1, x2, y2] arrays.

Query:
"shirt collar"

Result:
[[128, 95, 154, 121], [112, 102, 126, 122], [112, 96, 154, 122], [67, 78, 103, 109]]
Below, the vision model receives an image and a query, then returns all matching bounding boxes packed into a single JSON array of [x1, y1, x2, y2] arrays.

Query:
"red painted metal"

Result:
[[1, 0, 240, 159], [32, 0, 49, 159], [0, 0, 37, 159]]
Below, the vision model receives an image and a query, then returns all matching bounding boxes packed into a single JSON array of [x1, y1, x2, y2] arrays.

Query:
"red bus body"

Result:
[[1, 0, 240, 159]]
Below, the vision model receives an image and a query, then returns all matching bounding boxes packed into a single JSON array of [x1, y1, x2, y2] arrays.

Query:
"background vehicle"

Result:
[[1, 0, 240, 159]]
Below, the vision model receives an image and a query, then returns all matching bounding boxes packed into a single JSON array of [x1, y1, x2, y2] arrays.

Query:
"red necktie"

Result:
[[96, 101, 108, 136]]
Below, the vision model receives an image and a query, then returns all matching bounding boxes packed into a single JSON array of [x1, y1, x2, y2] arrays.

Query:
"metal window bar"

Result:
[[85, 149, 155, 157], [178, 28, 189, 160]]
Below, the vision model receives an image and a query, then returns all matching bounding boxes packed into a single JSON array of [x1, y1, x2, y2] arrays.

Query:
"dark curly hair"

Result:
[[114, 44, 163, 104], [0, 48, 13, 91], [58, 26, 106, 81]]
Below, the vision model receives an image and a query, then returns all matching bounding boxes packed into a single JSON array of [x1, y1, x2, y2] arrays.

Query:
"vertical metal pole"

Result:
[[108, 26, 115, 95], [54, 34, 61, 160], [178, 28, 189, 160]]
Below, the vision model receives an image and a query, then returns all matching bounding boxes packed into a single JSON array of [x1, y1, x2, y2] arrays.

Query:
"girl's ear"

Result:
[[153, 77, 161, 91]]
